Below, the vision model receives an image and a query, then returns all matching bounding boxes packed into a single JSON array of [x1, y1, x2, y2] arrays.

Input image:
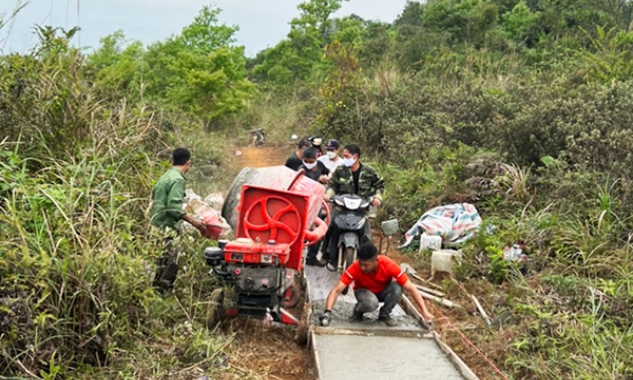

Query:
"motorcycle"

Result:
[[249, 128, 266, 146], [331, 194, 372, 273]]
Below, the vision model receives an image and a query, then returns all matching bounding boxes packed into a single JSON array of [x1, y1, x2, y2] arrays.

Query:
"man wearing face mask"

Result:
[[302, 147, 330, 266], [322, 143, 385, 269], [302, 147, 330, 184], [318, 139, 343, 172]]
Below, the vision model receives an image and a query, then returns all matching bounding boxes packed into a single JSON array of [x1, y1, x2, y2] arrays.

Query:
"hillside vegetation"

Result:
[[2, 0, 633, 379]]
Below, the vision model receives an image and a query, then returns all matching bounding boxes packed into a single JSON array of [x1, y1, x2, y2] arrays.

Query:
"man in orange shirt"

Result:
[[320, 242, 434, 327]]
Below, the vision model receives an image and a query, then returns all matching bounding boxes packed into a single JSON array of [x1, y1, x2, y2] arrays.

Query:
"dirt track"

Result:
[[234, 146, 291, 168]]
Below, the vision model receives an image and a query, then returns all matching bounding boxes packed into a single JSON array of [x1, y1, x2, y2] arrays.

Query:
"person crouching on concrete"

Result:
[[320, 242, 434, 327]]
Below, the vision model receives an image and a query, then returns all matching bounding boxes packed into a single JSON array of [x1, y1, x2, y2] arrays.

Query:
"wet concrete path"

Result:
[[304, 265, 472, 380]]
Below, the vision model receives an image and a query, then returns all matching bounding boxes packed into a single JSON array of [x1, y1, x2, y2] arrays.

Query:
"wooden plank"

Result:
[[311, 326, 430, 339], [410, 272, 428, 284], [400, 294, 433, 330], [433, 331, 481, 380], [415, 284, 446, 297], [400, 294, 423, 320], [419, 290, 462, 309], [471, 295, 492, 326], [310, 330, 323, 380]]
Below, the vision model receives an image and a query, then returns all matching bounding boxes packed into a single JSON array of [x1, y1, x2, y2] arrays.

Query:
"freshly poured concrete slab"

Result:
[[313, 334, 466, 380], [304, 264, 360, 303], [304, 258, 472, 380]]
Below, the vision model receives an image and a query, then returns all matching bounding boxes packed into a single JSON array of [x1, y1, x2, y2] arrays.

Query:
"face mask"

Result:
[[343, 157, 356, 167], [303, 161, 317, 170], [327, 151, 337, 160]]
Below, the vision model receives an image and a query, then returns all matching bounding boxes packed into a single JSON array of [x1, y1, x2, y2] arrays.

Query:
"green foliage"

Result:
[[0, 27, 94, 158], [6, 0, 633, 378], [0, 11, 231, 378], [317, 40, 363, 133], [423, 0, 500, 46], [0, 104, 228, 379], [499, 0, 539, 44], [84, 6, 253, 126], [84, 31, 144, 100], [580, 26, 633, 82], [251, 0, 365, 85]]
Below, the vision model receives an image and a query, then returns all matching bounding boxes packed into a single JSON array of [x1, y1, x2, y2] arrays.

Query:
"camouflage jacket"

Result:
[[326, 163, 385, 201]]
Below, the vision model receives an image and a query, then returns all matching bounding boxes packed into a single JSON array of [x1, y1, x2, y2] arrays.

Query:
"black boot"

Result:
[[306, 256, 326, 267]]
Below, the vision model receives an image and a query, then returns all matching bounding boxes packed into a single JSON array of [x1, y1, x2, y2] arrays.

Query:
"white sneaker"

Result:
[[326, 263, 337, 272]]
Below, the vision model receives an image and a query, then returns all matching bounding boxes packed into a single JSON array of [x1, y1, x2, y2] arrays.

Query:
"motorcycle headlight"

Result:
[[343, 197, 362, 210]]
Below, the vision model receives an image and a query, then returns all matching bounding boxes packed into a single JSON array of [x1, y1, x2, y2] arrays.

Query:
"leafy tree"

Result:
[[499, 0, 539, 45], [85, 31, 145, 100], [331, 14, 367, 47], [528, 0, 633, 49], [392, 1, 435, 69], [356, 20, 394, 67], [422, 0, 500, 46], [317, 40, 364, 141], [141, 6, 251, 124], [251, 0, 348, 85]]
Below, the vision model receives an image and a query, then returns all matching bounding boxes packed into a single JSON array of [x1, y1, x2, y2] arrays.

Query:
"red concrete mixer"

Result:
[[205, 166, 328, 325]]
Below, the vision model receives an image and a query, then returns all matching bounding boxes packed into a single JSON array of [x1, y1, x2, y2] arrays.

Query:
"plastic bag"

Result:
[[182, 188, 232, 240], [401, 203, 482, 248]]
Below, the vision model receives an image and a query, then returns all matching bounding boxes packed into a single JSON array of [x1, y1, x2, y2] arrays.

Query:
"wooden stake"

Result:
[[471, 295, 492, 326], [419, 290, 461, 309], [409, 272, 428, 284], [415, 285, 446, 298]]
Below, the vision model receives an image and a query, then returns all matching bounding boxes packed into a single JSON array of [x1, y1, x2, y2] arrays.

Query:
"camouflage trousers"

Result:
[[153, 233, 181, 294]]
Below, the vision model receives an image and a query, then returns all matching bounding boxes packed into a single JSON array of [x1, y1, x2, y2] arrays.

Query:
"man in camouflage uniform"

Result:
[[151, 148, 207, 294], [323, 143, 385, 269]]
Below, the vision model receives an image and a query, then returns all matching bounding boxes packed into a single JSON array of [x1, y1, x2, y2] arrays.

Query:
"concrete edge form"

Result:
[[310, 330, 324, 380], [433, 331, 480, 380], [311, 325, 431, 338]]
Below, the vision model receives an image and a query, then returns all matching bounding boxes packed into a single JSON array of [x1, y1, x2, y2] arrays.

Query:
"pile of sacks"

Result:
[[183, 189, 232, 240]]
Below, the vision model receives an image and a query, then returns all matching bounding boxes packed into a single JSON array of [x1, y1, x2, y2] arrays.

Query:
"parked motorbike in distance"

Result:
[[331, 194, 372, 273], [249, 128, 266, 146]]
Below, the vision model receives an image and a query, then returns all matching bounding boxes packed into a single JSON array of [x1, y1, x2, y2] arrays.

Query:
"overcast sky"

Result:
[[0, 0, 409, 56]]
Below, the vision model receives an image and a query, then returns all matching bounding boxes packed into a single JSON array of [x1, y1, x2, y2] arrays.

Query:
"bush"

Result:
[[0, 31, 228, 378]]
